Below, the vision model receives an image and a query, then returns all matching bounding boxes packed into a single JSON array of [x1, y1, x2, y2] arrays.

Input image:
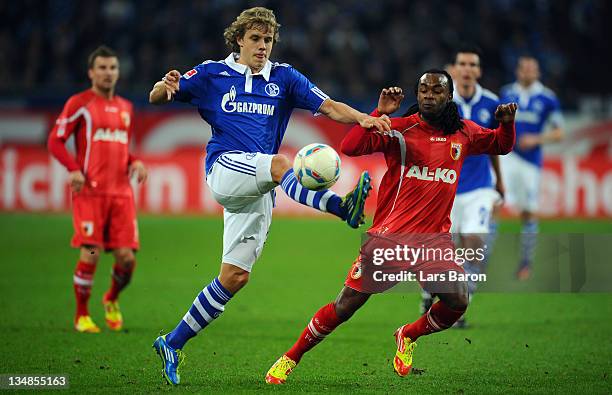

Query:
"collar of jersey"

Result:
[[453, 83, 482, 107], [513, 80, 543, 96], [224, 53, 272, 81]]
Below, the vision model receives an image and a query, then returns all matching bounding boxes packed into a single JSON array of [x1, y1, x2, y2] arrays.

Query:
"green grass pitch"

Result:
[[0, 213, 610, 393]]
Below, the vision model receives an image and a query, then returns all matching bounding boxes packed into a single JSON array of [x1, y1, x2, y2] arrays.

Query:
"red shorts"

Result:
[[344, 233, 465, 294], [71, 193, 139, 250]]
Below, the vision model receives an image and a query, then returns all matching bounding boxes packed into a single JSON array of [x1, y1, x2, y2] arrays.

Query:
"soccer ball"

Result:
[[293, 143, 341, 191]]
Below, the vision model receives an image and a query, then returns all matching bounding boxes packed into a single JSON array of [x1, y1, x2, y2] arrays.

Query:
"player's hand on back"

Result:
[[377, 86, 404, 115], [518, 133, 541, 150], [494, 103, 518, 123], [129, 160, 148, 184], [69, 170, 85, 192]]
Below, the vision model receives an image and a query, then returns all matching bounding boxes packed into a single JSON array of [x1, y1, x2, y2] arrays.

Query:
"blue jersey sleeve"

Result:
[[547, 96, 564, 129], [285, 67, 329, 114], [174, 64, 208, 105]]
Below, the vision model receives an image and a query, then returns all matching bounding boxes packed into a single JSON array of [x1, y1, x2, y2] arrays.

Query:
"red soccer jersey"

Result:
[[341, 111, 515, 234], [48, 89, 135, 196]]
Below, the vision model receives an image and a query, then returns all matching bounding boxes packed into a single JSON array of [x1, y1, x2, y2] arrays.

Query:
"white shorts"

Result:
[[206, 151, 277, 272], [500, 152, 541, 213], [451, 188, 500, 234]]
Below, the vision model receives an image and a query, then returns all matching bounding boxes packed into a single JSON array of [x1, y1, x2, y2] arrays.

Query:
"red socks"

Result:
[[403, 300, 465, 341], [73, 260, 97, 317], [286, 303, 341, 363], [104, 262, 135, 302]]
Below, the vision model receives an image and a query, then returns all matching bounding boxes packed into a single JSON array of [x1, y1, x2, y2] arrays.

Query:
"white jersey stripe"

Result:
[[81, 108, 93, 175], [56, 107, 86, 137]]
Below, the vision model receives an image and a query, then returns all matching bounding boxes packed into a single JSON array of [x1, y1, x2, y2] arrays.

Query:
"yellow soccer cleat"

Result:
[[103, 298, 123, 331], [74, 315, 101, 333], [265, 355, 297, 385], [393, 325, 417, 377]]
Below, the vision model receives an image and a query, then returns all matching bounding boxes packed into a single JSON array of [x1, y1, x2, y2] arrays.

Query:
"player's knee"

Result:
[[219, 265, 250, 293], [114, 249, 135, 267], [233, 271, 250, 288], [334, 300, 356, 322], [445, 289, 469, 311], [270, 154, 292, 183], [334, 288, 368, 322], [80, 246, 100, 264], [462, 234, 484, 250], [438, 280, 469, 311]]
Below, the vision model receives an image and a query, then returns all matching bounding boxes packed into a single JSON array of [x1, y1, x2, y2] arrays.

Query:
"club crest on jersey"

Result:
[[81, 221, 94, 237], [350, 259, 362, 280], [183, 69, 198, 79], [264, 82, 280, 97], [120, 111, 131, 128], [450, 142, 462, 160]]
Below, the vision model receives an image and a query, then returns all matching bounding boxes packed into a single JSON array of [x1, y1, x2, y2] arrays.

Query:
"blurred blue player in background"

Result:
[[500, 56, 564, 280]]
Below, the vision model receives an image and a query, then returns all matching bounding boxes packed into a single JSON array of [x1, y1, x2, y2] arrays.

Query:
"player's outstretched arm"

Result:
[[470, 103, 518, 156], [318, 99, 391, 132], [149, 70, 181, 105]]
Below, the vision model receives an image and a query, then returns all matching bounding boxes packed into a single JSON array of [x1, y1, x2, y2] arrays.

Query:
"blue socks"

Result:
[[166, 277, 232, 349], [520, 220, 539, 266], [280, 169, 344, 218]]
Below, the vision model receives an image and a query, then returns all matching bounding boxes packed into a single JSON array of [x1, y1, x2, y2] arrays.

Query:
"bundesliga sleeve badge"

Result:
[[183, 69, 198, 79]]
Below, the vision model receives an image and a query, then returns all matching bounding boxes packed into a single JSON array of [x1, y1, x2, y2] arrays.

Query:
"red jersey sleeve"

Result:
[[341, 109, 396, 156], [47, 95, 83, 172], [466, 120, 515, 156]]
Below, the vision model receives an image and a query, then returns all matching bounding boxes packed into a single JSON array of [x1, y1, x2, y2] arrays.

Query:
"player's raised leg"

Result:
[[395, 278, 468, 377], [266, 287, 369, 384], [273, 154, 372, 228], [73, 246, 101, 333], [103, 248, 136, 331]]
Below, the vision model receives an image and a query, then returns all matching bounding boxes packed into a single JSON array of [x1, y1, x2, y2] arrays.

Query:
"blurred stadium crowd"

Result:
[[1, 0, 610, 108]]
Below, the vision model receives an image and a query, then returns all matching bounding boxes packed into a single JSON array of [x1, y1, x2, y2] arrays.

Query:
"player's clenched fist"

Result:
[[68, 170, 85, 193], [162, 70, 181, 98], [129, 160, 148, 184], [495, 103, 518, 123]]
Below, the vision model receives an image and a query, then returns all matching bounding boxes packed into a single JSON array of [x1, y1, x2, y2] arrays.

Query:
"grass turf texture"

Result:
[[0, 213, 611, 393]]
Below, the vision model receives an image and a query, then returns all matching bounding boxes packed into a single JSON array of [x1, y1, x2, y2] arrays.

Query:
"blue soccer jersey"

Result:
[[175, 53, 329, 173], [500, 81, 564, 167], [454, 84, 500, 194]]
